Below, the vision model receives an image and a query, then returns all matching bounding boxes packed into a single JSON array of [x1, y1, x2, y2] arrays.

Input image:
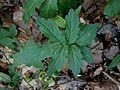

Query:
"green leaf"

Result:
[[65, 9, 80, 44], [104, 0, 120, 16], [13, 40, 61, 68], [108, 54, 120, 69], [40, 0, 58, 18], [11, 72, 21, 86], [8, 64, 16, 76], [0, 25, 17, 38], [0, 72, 11, 82], [68, 45, 83, 75], [76, 23, 100, 46], [13, 40, 42, 68], [23, 0, 44, 22], [47, 45, 68, 76], [53, 15, 66, 28], [8, 64, 21, 87], [0, 25, 18, 48], [36, 17, 66, 43], [57, 0, 81, 17], [75, 5, 82, 16], [0, 38, 18, 48], [80, 46, 94, 63], [9, 25, 17, 36]]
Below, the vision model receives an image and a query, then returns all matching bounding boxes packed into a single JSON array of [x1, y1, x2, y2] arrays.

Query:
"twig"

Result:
[[49, 80, 71, 88], [53, 76, 71, 80], [2, 47, 12, 64], [102, 71, 120, 85], [49, 76, 71, 89], [91, 41, 101, 50], [3, 54, 12, 64], [23, 77, 34, 90]]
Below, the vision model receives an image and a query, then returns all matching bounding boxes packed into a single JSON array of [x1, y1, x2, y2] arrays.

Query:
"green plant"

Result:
[[57, 0, 81, 17], [13, 9, 99, 75], [108, 54, 120, 69], [1, 0, 120, 89], [8, 64, 21, 87], [23, 0, 81, 22], [0, 25, 18, 49], [0, 65, 21, 87], [104, 0, 120, 69], [104, 0, 120, 16], [0, 72, 11, 83], [23, 0, 45, 22], [40, 0, 58, 18], [23, 0, 58, 22]]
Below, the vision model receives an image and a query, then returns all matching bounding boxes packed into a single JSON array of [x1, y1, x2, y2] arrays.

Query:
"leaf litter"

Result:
[[0, 0, 120, 90]]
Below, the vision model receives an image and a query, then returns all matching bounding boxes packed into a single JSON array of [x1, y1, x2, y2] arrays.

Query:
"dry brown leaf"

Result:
[[92, 49, 103, 64], [62, 59, 68, 75], [85, 81, 119, 90], [93, 67, 103, 77], [0, 61, 8, 70], [82, 0, 107, 23], [103, 45, 119, 60], [17, 30, 31, 43], [13, 6, 23, 23]]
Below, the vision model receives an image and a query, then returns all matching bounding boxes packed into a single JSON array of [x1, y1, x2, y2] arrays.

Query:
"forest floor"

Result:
[[0, 0, 120, 90]]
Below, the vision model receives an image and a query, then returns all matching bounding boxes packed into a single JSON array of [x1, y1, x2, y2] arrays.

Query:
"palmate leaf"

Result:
[[36, 17, 66, 43], [104, 0, 120, 16], [23, 0, 44, 22], [68, 45, 83, 75], [65, 9, 80, 44], [80, 46, 94, 63], [108, 54, 120, 69], [13, 40, 42, 68], [13, 40, 61, 68], [47, 45, 68, 76], [76, 23, 100, 46], [40, 0, 58, 18]]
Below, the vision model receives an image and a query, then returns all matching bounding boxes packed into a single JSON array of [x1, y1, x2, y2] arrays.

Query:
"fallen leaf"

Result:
[[92, 49, 103, 64], [93, 67, 103, 77], [13, 6, 23, 23], [0, 61, 8, 70]]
